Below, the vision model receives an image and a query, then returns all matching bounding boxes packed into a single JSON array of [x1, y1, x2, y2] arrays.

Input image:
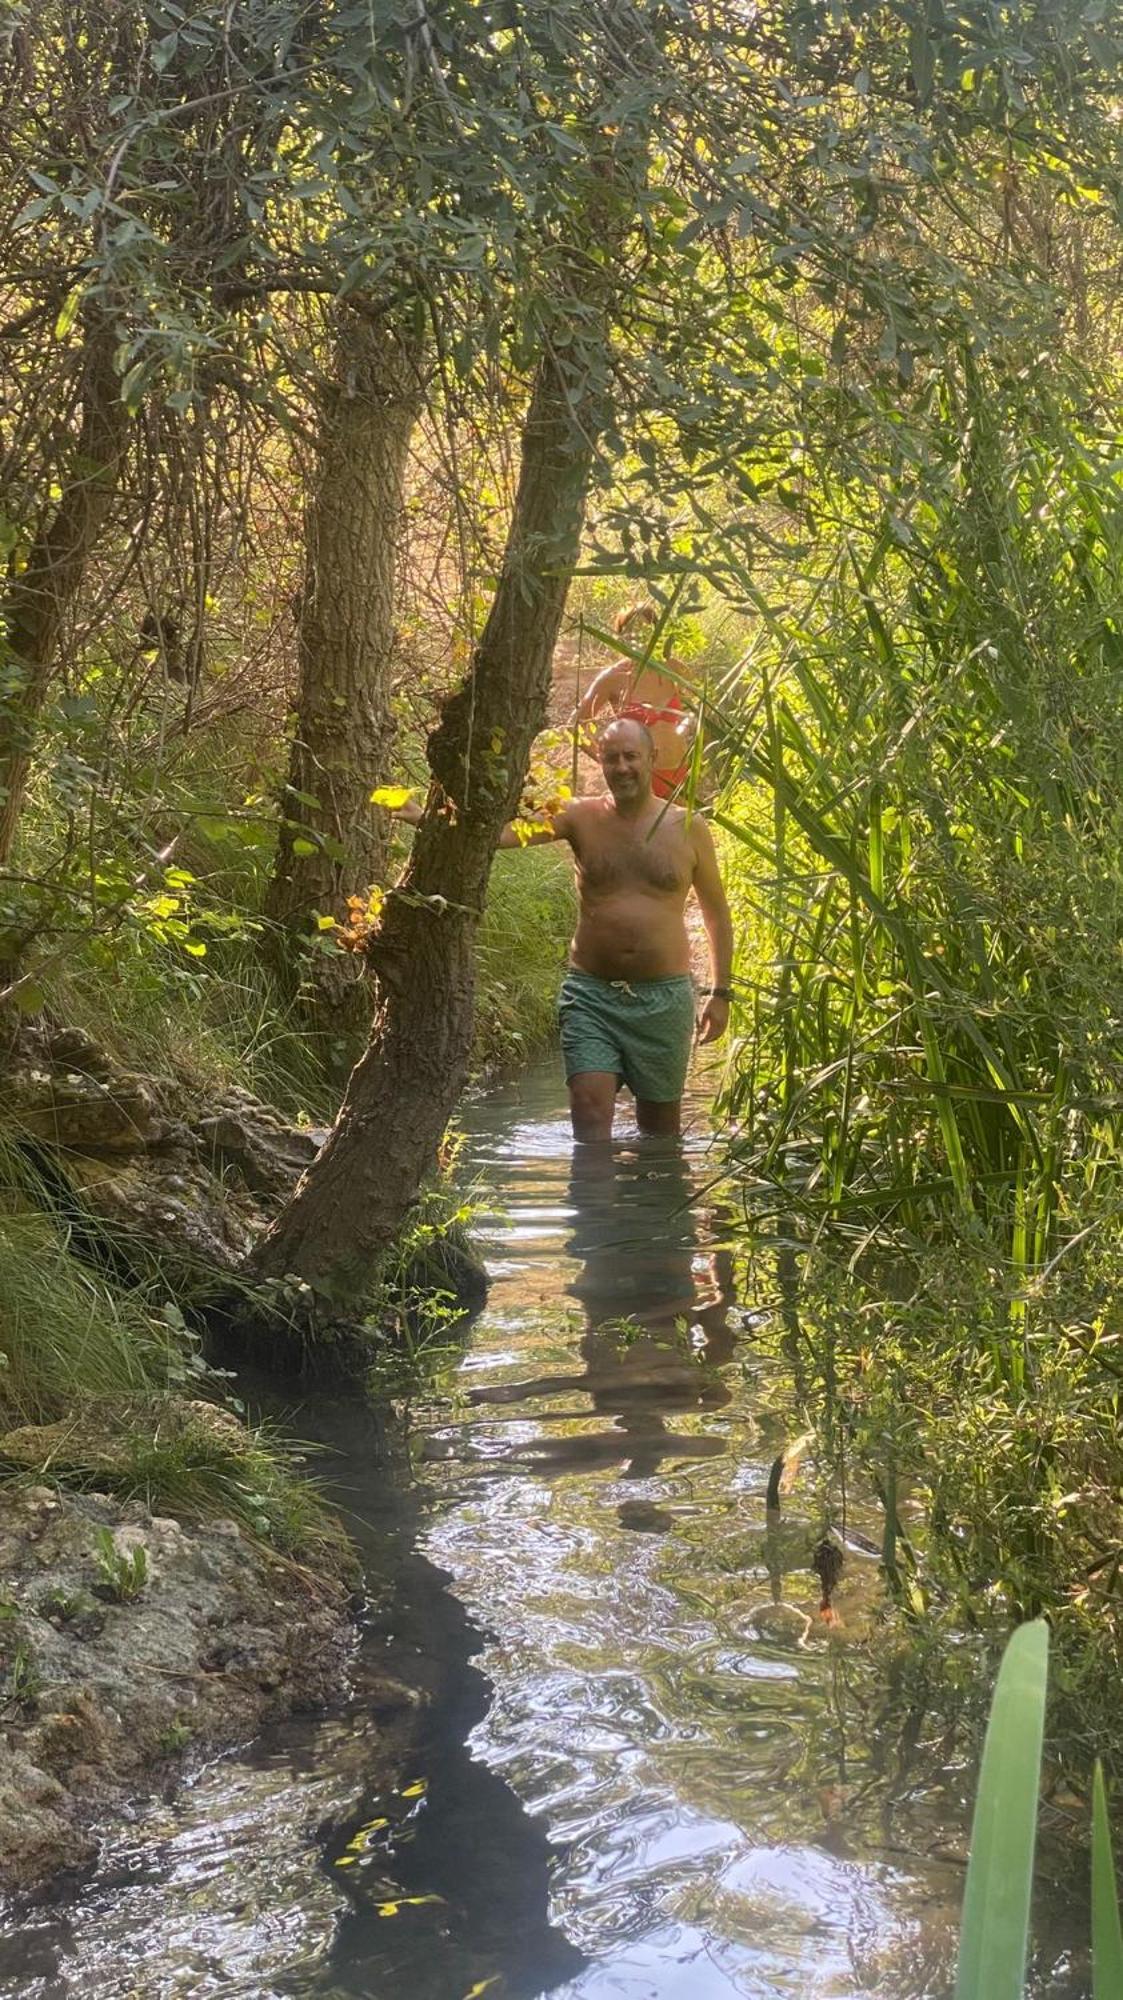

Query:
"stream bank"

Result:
[[0, 1483, 360, 1896], [0, 1022, 458, 1902]]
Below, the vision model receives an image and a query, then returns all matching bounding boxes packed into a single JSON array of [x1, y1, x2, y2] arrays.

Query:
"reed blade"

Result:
[[955, 1618, 1049, 2000], [1093, 1760, 1123, 2000]]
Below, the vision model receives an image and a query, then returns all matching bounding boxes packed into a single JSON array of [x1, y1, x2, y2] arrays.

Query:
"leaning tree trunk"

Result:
[[264, 308, 424, 966], [249, 346, 604, 1298], [0, 313, 128, 866]]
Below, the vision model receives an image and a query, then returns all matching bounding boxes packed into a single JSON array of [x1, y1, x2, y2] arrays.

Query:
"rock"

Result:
[[194, 1102, 325, 1203], [1, 1068, 162, 1153], [0, 1483, 357, 1897], [28, 1691, 116, 1775], [0, 1397, 252, 1479], [65, 1155, 256, 1270], [41, 1028, 115, 1079]]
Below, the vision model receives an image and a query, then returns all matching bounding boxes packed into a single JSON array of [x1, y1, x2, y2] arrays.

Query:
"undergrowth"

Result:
[[0, 1201, 345, 1565], [473, 844, 575, 1074], [743, 1207, 1123, 1773]]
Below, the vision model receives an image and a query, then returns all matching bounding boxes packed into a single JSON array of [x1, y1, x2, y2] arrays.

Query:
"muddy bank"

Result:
[[0, 1481, 379, 1897]]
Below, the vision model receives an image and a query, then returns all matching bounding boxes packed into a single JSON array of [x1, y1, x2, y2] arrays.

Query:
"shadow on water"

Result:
[[282, 1395, 588, 2000]]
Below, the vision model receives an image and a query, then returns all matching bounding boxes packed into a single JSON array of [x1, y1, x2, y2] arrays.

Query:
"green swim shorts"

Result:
[[557, 969, 696, 1103]]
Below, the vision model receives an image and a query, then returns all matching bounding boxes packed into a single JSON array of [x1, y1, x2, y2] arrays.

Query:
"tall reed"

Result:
[[701, 345, 1123, 1266]]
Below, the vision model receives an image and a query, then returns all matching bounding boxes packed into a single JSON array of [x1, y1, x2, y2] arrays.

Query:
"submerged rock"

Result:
[[0, 1482, 356, 1897]]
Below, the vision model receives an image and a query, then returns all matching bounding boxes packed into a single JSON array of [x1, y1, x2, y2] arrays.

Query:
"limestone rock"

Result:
[[0, 1483, 356, 1896], [1, 1067, 161, 1154]]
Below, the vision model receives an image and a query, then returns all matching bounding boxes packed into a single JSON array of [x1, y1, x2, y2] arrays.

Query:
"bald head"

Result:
[[598, 715, 655, 760]]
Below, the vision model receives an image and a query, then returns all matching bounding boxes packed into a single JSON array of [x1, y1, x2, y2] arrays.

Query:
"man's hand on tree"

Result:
[[697, 994, 730, 1045]]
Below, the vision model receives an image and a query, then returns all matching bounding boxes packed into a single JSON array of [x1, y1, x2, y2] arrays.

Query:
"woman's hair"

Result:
[[613, 602, 657, 637]]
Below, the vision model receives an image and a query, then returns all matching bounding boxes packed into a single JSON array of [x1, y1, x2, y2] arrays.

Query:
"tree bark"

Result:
[[248, 345, 604, 1297], [0, 314, 128, 865], [264, 309, 424, 942]]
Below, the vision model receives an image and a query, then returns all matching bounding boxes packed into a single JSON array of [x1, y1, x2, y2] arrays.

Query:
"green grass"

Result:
[[956, 1624, 1123, 2000], [45, 935, 337, 1123], [473, 844, 576, 1072], [0, 1204, 184, 1422], [0, 1198, 347, 1567], [956, 1620, 1049, 2000]]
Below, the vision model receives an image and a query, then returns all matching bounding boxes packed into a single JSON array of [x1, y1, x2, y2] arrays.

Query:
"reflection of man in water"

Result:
[[470, 1140, 735, 1511]]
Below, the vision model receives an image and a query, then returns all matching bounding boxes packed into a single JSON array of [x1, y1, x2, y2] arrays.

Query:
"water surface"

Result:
[[1, 1062, 1087, 1998]]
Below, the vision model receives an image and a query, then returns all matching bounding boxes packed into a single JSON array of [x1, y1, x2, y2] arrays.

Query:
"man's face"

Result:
[[599, 726, 653, 803]]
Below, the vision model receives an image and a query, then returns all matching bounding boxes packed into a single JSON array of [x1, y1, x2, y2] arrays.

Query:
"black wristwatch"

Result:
[[703, 986, 733, 1001]]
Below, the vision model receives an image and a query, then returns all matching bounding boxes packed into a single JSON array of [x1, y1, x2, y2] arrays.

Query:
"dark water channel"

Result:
[[2, 1063, 1087, 1998]]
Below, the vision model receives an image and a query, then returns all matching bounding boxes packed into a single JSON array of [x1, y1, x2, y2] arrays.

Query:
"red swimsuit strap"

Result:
[[619, 690, 684, 728]]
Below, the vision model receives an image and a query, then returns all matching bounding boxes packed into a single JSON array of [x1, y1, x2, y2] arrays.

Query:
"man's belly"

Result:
[[570, 896, 691, 980]]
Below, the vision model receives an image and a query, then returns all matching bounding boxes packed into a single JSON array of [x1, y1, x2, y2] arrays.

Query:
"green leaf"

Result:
[[54, 285, 83, 340], [1093, 1762, 1123, 1999], [955, 1619, 1049, 2000], [291, 837, 317, 857]]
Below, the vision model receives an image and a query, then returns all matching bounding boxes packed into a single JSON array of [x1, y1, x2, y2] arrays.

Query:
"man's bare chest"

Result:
[[572, 819, 692, 896]]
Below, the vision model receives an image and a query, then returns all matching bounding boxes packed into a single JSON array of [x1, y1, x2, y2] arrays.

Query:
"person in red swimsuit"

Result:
[[572, 604, 699, 800]]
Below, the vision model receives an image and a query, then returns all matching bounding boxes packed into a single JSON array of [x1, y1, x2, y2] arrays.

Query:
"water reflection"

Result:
[[463, 1139, 736, 1499]]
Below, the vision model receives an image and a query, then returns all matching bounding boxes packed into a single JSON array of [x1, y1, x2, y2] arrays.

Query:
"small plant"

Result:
[[592, 1314, 648, 1348], [158, 1715, 193, 1754], [38, 1586, 98, 1625], [92, 1527, 149, 1603], [1, 1640, 41, 1715]]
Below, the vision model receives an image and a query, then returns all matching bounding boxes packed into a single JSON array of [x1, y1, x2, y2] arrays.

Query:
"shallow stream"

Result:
[[2, 1063, 1087, 1998]]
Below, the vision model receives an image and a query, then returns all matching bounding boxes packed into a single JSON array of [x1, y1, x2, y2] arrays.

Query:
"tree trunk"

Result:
[[249, 346, 603, 1297], [0, 314, 127, 865], [264, 309, 424, 945]]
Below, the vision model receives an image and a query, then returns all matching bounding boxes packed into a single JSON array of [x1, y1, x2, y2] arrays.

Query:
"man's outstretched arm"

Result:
[[496, 801, 573, 849], [691, 815, 734, 1045], [390, 795, 571, 851]]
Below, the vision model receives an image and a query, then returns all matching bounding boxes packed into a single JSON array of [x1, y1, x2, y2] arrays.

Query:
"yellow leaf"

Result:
[[334, 1855, 357, 1868], [369, 785, 414, 809], [400, 1779, 427, 1798], [463, 1980, 502, 1998], [376, 1901, 400, 1917], [315, 915, 336, 932], [347, 1815, 391, 1851]]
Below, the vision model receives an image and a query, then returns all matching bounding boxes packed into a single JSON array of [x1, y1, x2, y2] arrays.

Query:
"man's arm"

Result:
[[389, 796, 571, 851], [568, 661, 629, 761], [496, 802, 573, 850], [690, 814, 734, 1046]]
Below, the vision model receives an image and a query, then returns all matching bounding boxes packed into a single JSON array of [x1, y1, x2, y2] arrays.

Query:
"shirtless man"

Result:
[[501, 716, 734, 1140]]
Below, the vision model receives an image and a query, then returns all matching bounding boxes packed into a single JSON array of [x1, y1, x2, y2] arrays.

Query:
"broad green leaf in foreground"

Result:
[[955, 1618, 1049, 2000], [1093, 1761, 1123, 2000]]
